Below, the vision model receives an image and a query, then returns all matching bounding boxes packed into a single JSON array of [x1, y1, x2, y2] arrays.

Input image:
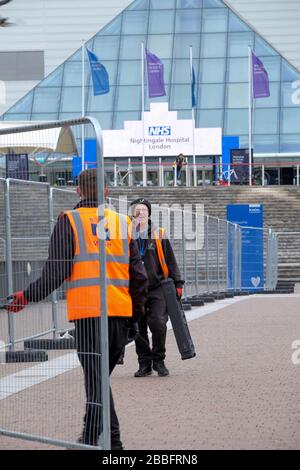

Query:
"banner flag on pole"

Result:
[[191, 66, 197, 108], [145, 48, 166, 98], [252, 51, 270, 99], [86, 47, 110, 96]]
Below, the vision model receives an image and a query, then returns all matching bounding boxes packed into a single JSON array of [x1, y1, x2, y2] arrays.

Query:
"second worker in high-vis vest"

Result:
[[129, 198, 184, 378]]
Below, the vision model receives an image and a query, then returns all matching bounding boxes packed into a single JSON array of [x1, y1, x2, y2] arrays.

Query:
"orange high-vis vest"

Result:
[[64, 207, 133, 321], [153, 228, 169, 279]]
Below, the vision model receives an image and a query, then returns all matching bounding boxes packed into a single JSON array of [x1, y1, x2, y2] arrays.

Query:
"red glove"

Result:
[[176, 287, 183, 299], [4, 291, 28, 313]]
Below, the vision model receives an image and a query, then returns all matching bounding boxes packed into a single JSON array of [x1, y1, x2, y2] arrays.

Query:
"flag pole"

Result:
[[81, 40, 85, 172], [141, 42, 146, 187], [190, 46, 197, 187], [248, 45, 252, 187]]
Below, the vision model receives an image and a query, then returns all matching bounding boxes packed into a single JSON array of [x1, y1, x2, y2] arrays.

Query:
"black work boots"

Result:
[[134, 360, 169, 377], [134, 362, 153, 377], [153, 360, 169, 377]]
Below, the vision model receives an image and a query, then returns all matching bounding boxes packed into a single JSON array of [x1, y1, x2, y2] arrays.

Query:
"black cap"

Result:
[[130, 198, 151, 216]]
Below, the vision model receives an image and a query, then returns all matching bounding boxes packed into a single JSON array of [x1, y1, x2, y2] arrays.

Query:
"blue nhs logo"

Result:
[[148, 126, 171, 136]]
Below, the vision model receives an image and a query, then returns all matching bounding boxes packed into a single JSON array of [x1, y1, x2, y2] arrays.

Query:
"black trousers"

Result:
[[135, 285, 168, 364], [74, 317, 129, 447]]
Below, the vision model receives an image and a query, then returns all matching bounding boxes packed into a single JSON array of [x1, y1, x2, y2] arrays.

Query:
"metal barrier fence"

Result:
[[108, 196, 277, 295], [0, 118, 111, 450], [0, 123, 278, 450]]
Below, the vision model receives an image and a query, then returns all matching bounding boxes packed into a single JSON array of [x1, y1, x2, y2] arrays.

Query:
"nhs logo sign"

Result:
[[148, 126, 171, 136]]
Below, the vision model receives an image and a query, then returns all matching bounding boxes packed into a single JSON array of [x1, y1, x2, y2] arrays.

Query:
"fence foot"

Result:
[[189, 299, 205, 307], [24, 338, 75, 350], [182, 302, 192, 311], [5, 350, 48, 363]]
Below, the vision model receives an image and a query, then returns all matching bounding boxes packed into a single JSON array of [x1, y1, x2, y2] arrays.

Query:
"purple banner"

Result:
[[252, 51, 270, 99], [145, 48, 166, 98]]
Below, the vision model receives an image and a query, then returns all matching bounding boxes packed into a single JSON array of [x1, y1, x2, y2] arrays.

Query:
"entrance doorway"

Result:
[[280, 167, 294, 185]]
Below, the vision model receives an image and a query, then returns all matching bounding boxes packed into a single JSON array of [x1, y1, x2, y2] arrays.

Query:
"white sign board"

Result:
[[103, 103, 222, 157]]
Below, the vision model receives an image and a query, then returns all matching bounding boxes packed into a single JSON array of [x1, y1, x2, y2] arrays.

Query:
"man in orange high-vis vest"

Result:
[[129, 198, 184, 378], [5, 169, 148, 450]]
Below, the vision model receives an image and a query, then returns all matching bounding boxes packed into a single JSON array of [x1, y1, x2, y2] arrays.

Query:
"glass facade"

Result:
[[2, 0, 300, 155]]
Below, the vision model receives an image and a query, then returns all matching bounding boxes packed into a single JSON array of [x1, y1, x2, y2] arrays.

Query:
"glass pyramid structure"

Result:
[[2, 0, 300, 153]]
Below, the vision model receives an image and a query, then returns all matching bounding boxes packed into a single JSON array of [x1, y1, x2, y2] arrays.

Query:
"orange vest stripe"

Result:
[[153, 227, 169, 279]]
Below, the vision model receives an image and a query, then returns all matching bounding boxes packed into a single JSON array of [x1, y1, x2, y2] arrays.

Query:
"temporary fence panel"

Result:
[[0, 118, 111, 450], [106, 197, 278, 297]]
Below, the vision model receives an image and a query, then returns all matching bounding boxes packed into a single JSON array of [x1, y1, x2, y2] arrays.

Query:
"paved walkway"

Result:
[[0, 294, 300, 450]]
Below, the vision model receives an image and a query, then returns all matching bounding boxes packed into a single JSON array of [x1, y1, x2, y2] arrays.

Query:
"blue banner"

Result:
[[227, 204, 264, 291], [86, 48, 110, 96], [191, 66, 196, 108]]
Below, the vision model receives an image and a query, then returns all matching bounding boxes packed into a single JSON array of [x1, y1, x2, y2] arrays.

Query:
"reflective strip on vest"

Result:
[[69, 210, 129, 264], [66, 278, 130, 290], [153, 228, 169, 279]]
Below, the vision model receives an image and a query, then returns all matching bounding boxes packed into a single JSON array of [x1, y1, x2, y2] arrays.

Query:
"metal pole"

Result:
[[161, 159, 165, 187], [141, 42, 146, 187], [226, 221, 230, 289], [182, 210, 187, 300], [266, 228, 271, 290], [81, 41, 85, 171], [248, 46, 253, 187], [128, 158, 133, 187], [158, 157, 162, 186], [93, 117, 110, 450], [114, 163, 117, 187], [48, 186, 58, 339], [195, 211, 199, 295], [234, 224, 239, 290], [262, 164, 265, 186], [297, 164, 299, 186], [189, 46, 197, 187], [186, 157, 190, 187], [236, 225, 242, 290], [4, 179, 14, 351], [205, 215, 209, 293], [217, 218, 220, 292]]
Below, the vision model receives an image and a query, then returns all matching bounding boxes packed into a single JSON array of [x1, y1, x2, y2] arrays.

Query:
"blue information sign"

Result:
[[72, 139, 97, 177], [227, 204, 264, 290]]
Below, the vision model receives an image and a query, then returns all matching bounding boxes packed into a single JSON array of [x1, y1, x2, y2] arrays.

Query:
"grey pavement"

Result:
[[0, 295, 299, 450]]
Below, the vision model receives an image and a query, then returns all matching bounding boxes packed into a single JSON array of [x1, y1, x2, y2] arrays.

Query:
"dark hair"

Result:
[[78, 169, 98, 200]]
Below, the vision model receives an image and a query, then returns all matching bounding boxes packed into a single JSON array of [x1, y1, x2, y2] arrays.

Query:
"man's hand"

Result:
[[4, 291, 28, 313], [127, 320, 139, 343], [176, 287, 183, 299]]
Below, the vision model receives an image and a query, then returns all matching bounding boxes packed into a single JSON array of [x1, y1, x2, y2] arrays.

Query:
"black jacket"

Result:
[[24, 199, 148, 318], [135, 221, 184, 291]]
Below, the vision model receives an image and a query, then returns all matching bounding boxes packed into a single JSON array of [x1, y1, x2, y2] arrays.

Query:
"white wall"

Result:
[[225, 0, 300, 71], [0, 0, 133, 115]]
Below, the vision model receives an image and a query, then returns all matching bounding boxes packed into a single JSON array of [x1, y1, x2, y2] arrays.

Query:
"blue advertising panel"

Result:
[[230, 148, 253, 185], [6, 153, 29, 180], [227, 204, 264, 290], [72, 139, 97, 177], [215, 136, 239, 182]]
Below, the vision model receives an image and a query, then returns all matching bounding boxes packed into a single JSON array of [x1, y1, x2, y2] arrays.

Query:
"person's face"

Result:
[[134, 204, 149, 226]]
